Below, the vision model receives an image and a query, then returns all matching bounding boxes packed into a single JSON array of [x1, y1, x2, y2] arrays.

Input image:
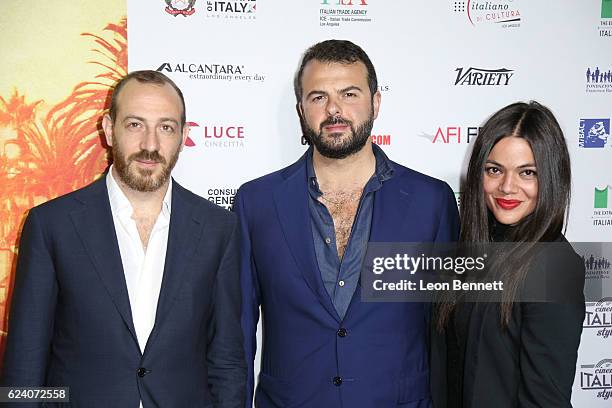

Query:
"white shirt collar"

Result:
[[106, 165, 172, 218]]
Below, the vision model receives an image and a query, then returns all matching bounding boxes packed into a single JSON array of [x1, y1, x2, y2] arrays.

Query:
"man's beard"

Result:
[[304, 112, 374, 160], [112, 144, 180, 192]]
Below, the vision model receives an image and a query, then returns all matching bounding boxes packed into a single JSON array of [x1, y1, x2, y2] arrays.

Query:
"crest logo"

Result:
[[579, 119, 610, 148], [165, 0, 197, 17]]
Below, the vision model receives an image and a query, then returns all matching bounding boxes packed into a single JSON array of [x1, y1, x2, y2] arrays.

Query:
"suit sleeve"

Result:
[[232, 189, 261, 408], [206, 214, 248, 408], [434, 182, 460, 243], [2, 208, 58, 390], [517, 253, 585, 407]]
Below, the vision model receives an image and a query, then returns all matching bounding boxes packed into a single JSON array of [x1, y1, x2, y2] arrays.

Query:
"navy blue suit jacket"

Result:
[[2, 177, 246, 408], [234, 150, 460, 408]]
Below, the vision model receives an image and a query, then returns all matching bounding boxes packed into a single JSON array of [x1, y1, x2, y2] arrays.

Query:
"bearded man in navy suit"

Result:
[[2, 70, 246, 408], [235, 40, 460, 407]]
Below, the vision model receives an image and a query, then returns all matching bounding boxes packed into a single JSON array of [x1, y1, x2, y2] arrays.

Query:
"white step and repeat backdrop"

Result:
[[127, 1, 612, 405]]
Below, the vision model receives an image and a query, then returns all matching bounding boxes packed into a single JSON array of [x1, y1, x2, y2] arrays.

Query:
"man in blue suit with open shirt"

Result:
[[235, 40, 459, 408]]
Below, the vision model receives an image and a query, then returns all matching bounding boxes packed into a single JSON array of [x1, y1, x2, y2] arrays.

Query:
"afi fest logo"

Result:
[[165, 0, 197, 16], [418, 126, 481, 144]]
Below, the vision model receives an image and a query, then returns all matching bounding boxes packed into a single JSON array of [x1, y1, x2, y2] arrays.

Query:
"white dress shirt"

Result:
[[106, 167, 171, 353]]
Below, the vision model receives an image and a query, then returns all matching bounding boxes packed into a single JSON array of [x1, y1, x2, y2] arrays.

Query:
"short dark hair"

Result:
[[109, 70, 186, 128], [294, 39, 378, 102]]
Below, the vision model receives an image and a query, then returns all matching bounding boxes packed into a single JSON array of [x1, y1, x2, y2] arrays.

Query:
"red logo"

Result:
[[419, 126, 480, 144], [183, 121, 246, 147], [165, 0, 196, 17], [371, 134, 392, 146]]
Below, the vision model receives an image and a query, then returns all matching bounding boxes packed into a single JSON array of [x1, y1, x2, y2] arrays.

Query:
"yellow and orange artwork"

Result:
[[0, 1, 127, 362]]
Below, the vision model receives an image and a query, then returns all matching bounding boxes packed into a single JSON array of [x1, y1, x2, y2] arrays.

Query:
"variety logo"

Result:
[[205, 0, 256, 20], [419, 126, 481, 144], [579, 119, 610, 148], [165, 0, 197, 16], [454, 67, 514, 86], [184, 121, 246, 148], [585, 66, 612, 93], [206, 187, 237, 210], [156, 62, 265, 83], [599, 0, 612, 38], [319, 0, 371, 27], [593, 186, 612, 227], [579, 358, 612, 401], [453, 0, 521, 29]]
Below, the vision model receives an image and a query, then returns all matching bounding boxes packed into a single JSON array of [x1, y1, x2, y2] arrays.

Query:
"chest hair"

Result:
[[319, 188, 363, 260]]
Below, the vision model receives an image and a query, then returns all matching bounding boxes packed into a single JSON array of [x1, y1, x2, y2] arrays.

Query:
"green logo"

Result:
[[603, 0, 612, 18], [595, 186, 610, 208]]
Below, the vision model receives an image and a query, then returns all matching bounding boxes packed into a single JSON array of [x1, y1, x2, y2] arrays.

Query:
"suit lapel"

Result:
[[368, 174, 413, 243], [145, 181, 205, 353], [273, 159, 340, 322], [69, 178, 138, 344]]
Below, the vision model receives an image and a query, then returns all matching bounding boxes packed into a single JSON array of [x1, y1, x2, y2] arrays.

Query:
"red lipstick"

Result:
[[495, 198, 521, 210]]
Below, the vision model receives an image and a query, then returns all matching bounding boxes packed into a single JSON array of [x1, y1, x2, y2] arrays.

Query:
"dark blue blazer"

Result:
[[234, 150, 460, 408], [2, 177, 246, 408]]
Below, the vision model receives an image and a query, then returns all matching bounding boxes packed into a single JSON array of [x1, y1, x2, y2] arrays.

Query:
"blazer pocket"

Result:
[[397, 371, 430, 403], [256, 372, 292, 407]]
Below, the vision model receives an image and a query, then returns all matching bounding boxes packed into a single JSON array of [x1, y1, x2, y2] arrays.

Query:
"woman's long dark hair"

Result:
[[436, 101, 572, 329]]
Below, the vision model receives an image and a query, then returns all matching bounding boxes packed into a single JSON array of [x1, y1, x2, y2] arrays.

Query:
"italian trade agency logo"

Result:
[[580, 358, 612, 401], [579, 119, 610, 148], [165, 0, 197, 16], [453, 0, 521, 29], [319, 0, 371, 28], [599, 0, 612, 38], [593, 186, 612, 227], [205, 0, 256, 20]]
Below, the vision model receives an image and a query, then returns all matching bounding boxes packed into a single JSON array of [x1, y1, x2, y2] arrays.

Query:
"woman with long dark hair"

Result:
[[431, 101, 585, 407]]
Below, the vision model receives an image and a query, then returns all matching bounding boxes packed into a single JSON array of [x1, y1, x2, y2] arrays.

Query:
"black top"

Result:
[[433, 228, 585, 408]]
